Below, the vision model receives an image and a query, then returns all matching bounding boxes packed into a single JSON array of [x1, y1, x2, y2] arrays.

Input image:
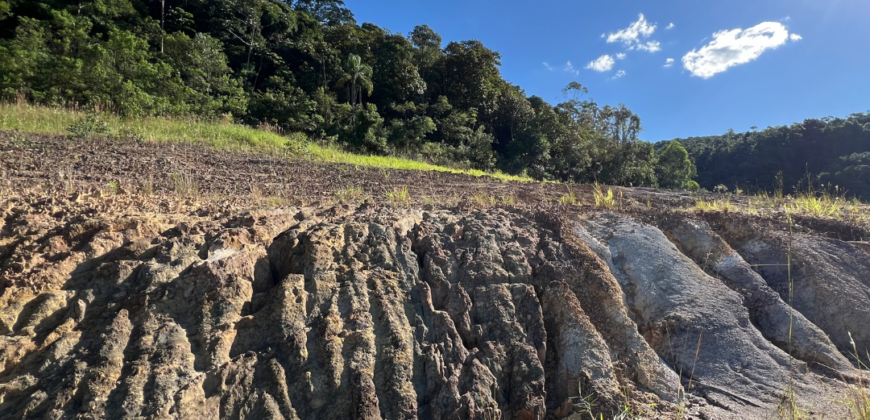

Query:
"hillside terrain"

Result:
[[2, 131, 870, 419]]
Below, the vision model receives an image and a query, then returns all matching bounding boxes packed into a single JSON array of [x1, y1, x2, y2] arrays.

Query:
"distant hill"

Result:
[[663, 112, 870, 198]]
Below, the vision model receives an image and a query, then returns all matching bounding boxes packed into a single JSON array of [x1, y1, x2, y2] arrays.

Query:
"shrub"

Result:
[[66, 114, 109, 141]]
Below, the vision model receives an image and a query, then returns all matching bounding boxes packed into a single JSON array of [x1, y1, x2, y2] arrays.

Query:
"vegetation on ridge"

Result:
[[0, 0, 695, 188]]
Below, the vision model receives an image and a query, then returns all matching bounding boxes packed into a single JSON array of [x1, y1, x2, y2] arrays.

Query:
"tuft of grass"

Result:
[[500, 194, 516, 206], [559, 191, 579, 206], [786, 192, 845, 218], [140, 176, 154, 196], [840, 332, 870, 420], [0, 102, 532, 182], [593, 183, 617, 209], [385, 186, 411, 206], [470, 191, 497, 207], [694, 198, 736, 213], [106, 180, 120, 194], [334, 186, 364, 203], [171, 173, 199, 198]]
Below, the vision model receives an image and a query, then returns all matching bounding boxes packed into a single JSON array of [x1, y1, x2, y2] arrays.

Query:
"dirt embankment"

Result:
[[1, 132, 869, 419]]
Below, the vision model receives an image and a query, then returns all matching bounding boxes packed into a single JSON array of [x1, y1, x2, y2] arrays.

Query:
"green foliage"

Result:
[[675, 113, 870, 198], [656, 140, 697, 189], [67, 114, 109, 140], [0, 0, 666, 186]]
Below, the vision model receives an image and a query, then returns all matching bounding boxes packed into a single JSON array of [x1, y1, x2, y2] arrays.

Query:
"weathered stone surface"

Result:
[[656, 217, 853, 374], [0, 205, 863, 419]]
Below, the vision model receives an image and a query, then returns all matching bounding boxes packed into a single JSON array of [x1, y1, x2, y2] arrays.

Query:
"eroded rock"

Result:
[[0, 205, 863, 419]]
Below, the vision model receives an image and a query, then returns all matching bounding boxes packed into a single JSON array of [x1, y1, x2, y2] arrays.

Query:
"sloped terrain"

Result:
[[2, 133, 869, 419]]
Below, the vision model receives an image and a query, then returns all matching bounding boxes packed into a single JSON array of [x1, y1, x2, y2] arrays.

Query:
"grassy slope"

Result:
[[0, 103, 531, 182]]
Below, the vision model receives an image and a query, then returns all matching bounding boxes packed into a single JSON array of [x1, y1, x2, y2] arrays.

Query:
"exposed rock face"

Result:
[[706, 217, 870, 359], [0, 205, 865, 419]]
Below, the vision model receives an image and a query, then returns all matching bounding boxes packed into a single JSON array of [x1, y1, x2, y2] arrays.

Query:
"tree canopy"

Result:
[[670, 113, 870, 198], [0, 0, 696, 187]]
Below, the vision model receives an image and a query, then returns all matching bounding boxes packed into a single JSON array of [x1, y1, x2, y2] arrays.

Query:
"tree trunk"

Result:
[[160, 0, 165, 53], [351, 82, 357, 129]]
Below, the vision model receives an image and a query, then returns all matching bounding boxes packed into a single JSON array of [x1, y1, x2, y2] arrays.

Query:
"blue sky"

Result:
[[343, 0, 870, 142]]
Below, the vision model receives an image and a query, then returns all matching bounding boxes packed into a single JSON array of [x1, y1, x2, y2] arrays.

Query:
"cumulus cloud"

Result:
[[636, 40, 661, 52], [543, 62, 553, 71], [682, 21, 793, 78], [616, 53, 626, 60], [790, 33, 802, 41], [612, 70, 626, 79], [606, 13, 660, 52], [585, 55, 615, 72], [666, 23, 675, 30], [564, 61, 580, 75], [664, 58, 675, 68]]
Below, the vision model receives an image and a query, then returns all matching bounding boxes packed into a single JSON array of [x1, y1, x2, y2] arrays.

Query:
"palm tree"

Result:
[[336, 54, 373, 128]]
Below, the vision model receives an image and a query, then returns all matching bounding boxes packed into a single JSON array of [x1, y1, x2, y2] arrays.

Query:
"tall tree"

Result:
[[336, 53, 372, 128], [656, 140, 697, 189]]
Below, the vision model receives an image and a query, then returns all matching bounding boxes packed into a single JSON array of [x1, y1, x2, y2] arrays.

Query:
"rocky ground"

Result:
[[1, 132, 869, 419]]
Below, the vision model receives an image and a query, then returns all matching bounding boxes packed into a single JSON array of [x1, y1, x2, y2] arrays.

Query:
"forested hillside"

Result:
[[672, 112, 870, 198], [0, 0, 698, 188]]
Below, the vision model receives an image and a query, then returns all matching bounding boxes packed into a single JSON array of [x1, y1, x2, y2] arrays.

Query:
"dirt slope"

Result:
[[1, 132, 869, 419]]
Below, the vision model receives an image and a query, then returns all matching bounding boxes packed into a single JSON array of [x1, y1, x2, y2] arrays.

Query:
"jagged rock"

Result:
[[0, 205, 863, 419]]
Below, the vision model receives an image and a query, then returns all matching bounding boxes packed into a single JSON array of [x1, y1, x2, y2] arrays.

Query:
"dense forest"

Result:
[[0, 0, 699, 189], [672, 112, 870, 198]]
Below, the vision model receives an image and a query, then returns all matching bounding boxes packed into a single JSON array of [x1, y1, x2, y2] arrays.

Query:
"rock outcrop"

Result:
[[0, 204, 866, 419]]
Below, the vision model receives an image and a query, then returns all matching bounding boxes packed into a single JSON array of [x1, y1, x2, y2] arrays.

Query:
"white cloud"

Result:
[[543, 62, 554, 71], [606, 13, 660, 52], [682, 21, 793, 78], [616, 53, 627, 60], [664, 58, 675, 68], [636, 41, 661, 52], [666, 23, 675, 30], [585, 55, 615, 72], [612, 70, 626, 79], [564, 61, 580, 75], [789, 33, 802, 41]]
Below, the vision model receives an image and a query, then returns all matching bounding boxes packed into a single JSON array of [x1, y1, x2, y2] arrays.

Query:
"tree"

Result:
[[336, 53, 372, 128], [656, 140, 697, 189]]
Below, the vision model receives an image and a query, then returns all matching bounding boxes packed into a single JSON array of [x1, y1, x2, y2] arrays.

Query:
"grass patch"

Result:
[[695, 199, 737, 213], [593, 183, 619, 209], [559, 191, 579, 206], [385, 186, 411, 206], [470, 191, 497, 207], [334, 186, 365, 203], [0, 102, 531, 182], [171, 173, 199, 198], [841, 333, 870, 420]]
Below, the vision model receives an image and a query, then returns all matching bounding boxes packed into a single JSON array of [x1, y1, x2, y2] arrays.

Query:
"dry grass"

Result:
[[334, 186, 365, 203], [171, 173, 199, 199]]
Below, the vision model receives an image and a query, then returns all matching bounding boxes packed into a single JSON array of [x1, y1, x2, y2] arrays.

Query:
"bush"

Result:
[[66, 114, 109, 140]]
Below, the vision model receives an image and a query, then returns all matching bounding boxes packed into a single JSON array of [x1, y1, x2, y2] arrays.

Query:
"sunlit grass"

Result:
[[593, 183, 618, 209], [694, 199, 737, 213], [0, 102, 532, 182], [558, 191, 579, 206], [385, 186, 411, 206], [785, 192, 847, 218]]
